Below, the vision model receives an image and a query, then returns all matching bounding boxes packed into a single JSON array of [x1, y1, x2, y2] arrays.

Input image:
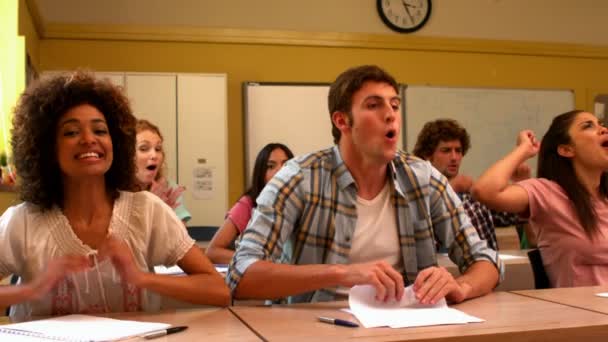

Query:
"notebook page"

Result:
[[0, 314, 170, 341], [0, 331, 50, 341]]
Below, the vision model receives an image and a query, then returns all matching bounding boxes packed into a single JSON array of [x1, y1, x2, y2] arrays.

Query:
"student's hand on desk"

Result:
[[340, 261, 404, 302], [97, 237, 144, 286], [30, 255, 90, 299], [413, 266, 470, 305]]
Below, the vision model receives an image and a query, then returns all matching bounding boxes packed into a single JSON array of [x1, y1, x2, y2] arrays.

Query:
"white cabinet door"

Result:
[[177, 74, 228, 228], [43, 71, 125, 88], [97, 73, 125, 88], [125, 74, 178, 181]]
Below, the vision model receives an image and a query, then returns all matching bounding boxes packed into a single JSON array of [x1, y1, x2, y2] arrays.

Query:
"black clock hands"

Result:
[[402, 0, 419, 9], [377, 0, 430, 33], [401, 0, 416, 24]]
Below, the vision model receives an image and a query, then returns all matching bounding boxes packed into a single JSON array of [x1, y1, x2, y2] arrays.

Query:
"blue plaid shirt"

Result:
[[227, 146, 502, 302]]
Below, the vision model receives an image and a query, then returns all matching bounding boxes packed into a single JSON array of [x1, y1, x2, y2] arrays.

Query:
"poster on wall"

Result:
[[192, 165, 214, 200]]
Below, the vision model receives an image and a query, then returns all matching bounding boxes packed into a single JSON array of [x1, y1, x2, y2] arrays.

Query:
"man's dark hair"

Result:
[[413, 119, 471, 159], [245, 143, 294, 205], [328, 65, 399, 144]]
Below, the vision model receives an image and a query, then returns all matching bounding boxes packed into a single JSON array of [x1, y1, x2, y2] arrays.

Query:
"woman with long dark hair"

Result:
[[473, 110, 608, 287], [206, 143, 293, 264]]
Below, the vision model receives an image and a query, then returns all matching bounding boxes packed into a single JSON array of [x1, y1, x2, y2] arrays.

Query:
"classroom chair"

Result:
[[527, 249, 550, 289]]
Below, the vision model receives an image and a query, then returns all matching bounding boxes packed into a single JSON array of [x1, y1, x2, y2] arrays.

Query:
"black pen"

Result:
[[317, 316, 359, 328], [143, 326, 188, 339]]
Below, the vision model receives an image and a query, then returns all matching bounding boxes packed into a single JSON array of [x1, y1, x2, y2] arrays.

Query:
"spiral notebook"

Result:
[[0, 314, 170, 341]]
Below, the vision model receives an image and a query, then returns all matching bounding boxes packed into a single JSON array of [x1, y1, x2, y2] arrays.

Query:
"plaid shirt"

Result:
[[227, 146, 502, 302], [459, 193, 523, 251]]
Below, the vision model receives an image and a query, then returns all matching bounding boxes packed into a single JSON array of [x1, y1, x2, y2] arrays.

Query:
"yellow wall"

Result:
[[0, 0, 32, 210], [37, 34, 608, 203], [18, 0, 40, 71], [1, 0, 25, 156]]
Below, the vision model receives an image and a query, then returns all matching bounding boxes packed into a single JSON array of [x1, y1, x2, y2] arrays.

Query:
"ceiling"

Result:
[[28, 0, 608, 47], [29, 0, 386, 37], [34, 0, 257, 28]]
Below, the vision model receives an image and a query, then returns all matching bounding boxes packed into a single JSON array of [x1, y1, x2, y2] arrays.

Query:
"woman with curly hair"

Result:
[[0, 71, 229, 317], [134, 119, 191, 224]]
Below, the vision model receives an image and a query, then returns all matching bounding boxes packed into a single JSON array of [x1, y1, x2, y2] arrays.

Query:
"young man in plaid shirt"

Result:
[[413, 119, 529, 251], [228, 66, 501, 304]]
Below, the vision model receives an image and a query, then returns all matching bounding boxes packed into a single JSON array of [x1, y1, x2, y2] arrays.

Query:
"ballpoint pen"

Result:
[[317, 316, 359, 328], [143, 326, 188, 340]]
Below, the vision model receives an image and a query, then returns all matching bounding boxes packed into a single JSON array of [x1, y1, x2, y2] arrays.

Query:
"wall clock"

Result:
[[377, 0, 432, 33]]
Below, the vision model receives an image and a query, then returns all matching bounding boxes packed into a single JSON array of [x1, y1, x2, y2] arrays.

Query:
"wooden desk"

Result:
[[496, 226, 521, 250], [115, 309, 261, 341], [437, 250, 534, 291], [513, 286, 608, 315], [28, 309, 260, 341], [230, 292, 608, 341], [2, 309, 260, 341]]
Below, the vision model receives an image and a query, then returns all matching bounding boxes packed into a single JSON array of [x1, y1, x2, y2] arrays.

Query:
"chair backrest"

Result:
[[527, 249, 551, 289]]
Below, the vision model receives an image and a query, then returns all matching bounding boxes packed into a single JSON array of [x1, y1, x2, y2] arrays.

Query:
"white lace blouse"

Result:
[[0, 191, 195, 318]]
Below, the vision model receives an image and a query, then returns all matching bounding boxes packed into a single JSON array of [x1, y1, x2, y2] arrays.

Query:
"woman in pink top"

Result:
[[473, 110, 608, 287], [206, 143, 294, 264]]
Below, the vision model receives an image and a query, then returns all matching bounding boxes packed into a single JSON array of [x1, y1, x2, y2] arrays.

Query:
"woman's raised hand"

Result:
[[516, 130, 540, 159], [150, 179, 185, 209]]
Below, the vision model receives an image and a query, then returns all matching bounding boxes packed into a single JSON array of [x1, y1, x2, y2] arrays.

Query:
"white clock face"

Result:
[[379, 0, 431, 33]]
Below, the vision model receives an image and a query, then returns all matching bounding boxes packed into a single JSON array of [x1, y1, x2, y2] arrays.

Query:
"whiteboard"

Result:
[[405, 86, 575, 179], [244, 83, 404, 184]]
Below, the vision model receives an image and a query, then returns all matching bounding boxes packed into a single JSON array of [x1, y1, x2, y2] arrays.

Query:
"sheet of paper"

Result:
[[154, 264, 185, 275], [349, 285, 484, 328], [192, 166, 214, 200], [214, 264, 229, 273], [498, 254, 527, 260], [154, 264, 228, 274], [0, 314, 170, 341]]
